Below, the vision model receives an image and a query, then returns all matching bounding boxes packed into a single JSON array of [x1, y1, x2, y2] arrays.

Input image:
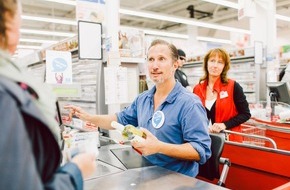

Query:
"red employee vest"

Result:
[[194, 78, 242, 142]]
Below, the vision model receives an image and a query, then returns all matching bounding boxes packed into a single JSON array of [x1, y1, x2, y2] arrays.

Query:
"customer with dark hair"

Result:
[[65, 39, 211, 177], [193, 48, 251, 142], [0, 1, 96, 189], [175, 49, 191, 90]]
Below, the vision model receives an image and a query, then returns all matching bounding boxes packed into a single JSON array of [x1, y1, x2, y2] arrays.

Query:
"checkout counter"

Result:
[[84, 143, 228, 190]]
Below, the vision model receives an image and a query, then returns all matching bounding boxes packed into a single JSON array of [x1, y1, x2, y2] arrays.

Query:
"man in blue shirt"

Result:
[[66, 39, 211, 177]]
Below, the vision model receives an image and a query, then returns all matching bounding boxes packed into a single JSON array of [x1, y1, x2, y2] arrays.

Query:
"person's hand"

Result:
[[209, 123, 226, 133], [131, 128, 161, 156], [64, 105, 92, 122], [71, 153, 96, 179]]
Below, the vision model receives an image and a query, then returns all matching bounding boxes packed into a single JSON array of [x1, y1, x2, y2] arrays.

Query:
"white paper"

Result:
[[104, 67, 128, 104], [126, 67, 138, 102], [254, 41, 263, 64]]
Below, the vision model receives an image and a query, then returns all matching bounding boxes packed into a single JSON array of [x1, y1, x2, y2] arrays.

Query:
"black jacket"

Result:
[[174, 69, 189, 88]]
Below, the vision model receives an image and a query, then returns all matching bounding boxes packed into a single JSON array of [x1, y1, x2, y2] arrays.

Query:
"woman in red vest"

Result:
[[193, 48, 251, 142]]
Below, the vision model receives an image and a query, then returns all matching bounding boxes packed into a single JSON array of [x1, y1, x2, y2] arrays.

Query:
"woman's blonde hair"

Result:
[[199, 48, 231, 84]]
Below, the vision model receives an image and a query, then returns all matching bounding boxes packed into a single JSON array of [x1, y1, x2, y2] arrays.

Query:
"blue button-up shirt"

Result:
[[117, 82, 211, 177]]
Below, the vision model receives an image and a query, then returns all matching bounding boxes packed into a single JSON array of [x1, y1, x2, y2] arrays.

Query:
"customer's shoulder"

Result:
[[0, 75, 19, 94], [0, 77, 20, 107], [0, 76, 30, 106]]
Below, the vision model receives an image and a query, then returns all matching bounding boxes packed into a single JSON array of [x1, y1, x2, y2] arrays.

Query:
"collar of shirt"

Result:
[[146, 82, 183, 106]]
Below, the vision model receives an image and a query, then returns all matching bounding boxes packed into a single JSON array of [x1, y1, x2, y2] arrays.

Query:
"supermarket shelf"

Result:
[[182, 55, 258, 103], [183, 56, 255, 67], [235, 80, 256, 83], [120, 57, 145, 63], [230, 69, 255, 73]]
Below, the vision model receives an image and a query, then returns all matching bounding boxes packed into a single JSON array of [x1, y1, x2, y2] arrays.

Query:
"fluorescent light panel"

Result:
[[19, 38, 58, 44], [201, 0, 240, 9], [196, 36, 232, 44], [128, 27, 232, 44], [28, 0, 289, 45], [276, 14, 290, 22], [42, 0, 76, 6], [42, 0, 290, 25], [201, 0, 290, 23], [17, 45, 43, 50], [143, 29, 188, 39], [20, 29, 75, 37], [41, 0, 249, 34], [17, 13, 237, 46], [22, 15, 77, 26], [119, 8, 251, 35]]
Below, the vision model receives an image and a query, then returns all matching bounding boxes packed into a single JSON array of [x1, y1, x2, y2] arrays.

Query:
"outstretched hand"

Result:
[[64, 105, 92, 122]]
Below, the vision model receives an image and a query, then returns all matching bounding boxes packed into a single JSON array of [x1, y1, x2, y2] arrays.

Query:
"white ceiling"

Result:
[[19, 0, 290, 50]]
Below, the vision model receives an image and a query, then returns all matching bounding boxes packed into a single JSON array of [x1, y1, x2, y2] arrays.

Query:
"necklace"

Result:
[[207, 85, 214, 93], [207, 85, 216, 99]]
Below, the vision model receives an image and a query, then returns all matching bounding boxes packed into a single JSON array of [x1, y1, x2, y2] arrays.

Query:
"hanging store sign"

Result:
[[238, 0, 256, 20], [76, 0, 105, 23]]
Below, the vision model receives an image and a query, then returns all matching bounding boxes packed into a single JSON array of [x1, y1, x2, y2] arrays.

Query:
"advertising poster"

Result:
[[119, 27, 144, 58], [45, 50, 73, 84]]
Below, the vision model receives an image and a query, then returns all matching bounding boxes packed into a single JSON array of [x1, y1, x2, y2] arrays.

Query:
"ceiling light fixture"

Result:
[[22, 15, 77, 26], [119, 8, 251, 34], [42, 0, 76, 6], [201, 0, 240, 9], [17, 45, 43, 50], [122, 26, 232, 44], [42, 0, 290, 24], [201, 0, 290, 23], [19, 38, 59, 44], [276, 14, 290, 22], [196, 36, 232, 44], [21, 14, 233, 44], [145, 31, 232, 44], [143, 29, 188, 39], [20, 29, 76, 37]]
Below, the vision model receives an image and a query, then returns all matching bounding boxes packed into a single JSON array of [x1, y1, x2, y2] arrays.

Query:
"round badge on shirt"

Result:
[[152, 110, 165, 129]]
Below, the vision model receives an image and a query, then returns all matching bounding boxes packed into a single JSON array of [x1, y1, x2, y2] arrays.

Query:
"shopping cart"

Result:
[[241, 125, 266, 147]]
